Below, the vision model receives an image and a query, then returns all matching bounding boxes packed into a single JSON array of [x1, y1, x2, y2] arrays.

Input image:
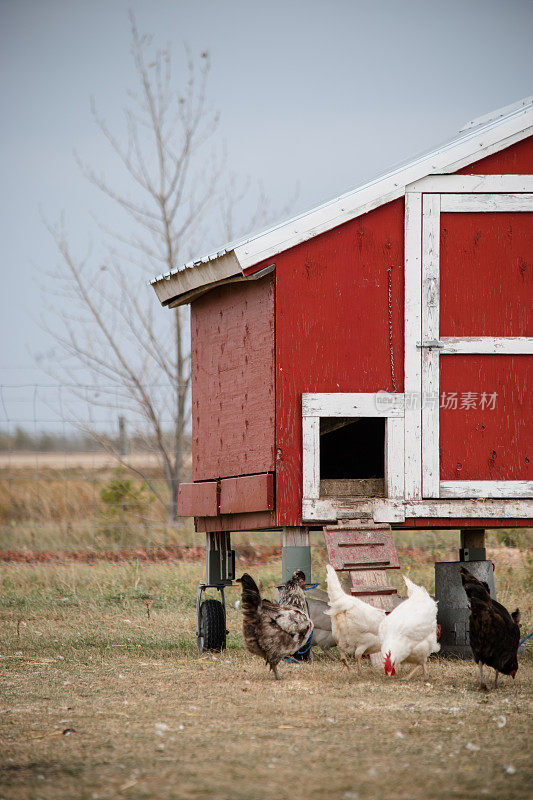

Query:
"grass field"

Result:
[[1, 555, 532, 800], [0, 461, 183, 553]]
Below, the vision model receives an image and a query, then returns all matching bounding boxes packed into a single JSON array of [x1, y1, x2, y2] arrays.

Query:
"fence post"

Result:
[[118, 415, 128, 457]]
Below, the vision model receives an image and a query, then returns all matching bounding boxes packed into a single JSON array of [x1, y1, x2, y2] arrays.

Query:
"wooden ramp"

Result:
[[323, 521, 400, 610]]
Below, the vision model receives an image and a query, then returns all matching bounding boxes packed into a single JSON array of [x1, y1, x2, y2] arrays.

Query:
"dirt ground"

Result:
[[1, 562, 532, 800], [2, 653, 532, 800]]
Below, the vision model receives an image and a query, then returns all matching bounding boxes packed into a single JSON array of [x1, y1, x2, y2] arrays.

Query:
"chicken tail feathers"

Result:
[[237, 573, 262, 613], [325, 564, 352, 612], [403, 575, 419, 597]]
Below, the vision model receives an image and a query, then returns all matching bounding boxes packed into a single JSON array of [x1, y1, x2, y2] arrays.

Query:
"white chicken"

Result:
[[325, 564, 386, 673], [379, 575, 440, 680]]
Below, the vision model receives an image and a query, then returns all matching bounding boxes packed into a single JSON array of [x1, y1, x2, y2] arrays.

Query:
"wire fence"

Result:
[[0, 383, 194, 557]]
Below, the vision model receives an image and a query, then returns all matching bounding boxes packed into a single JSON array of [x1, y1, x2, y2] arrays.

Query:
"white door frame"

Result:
[[404, 175, 533, 500], [301, 393, 405, 509]]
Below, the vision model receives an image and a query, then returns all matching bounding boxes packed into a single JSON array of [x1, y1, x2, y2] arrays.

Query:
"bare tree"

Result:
[[42, 16, 255, 521]]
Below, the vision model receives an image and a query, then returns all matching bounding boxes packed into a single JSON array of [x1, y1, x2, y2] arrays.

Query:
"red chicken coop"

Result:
[[151, 97, 533, 652]]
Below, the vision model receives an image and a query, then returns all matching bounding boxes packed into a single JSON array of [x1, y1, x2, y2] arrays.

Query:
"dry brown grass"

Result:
[[0, 463, 181, 554], [0, 453, 169, 470], [0, 465, 169, 524], [1, 560, 532, 800]]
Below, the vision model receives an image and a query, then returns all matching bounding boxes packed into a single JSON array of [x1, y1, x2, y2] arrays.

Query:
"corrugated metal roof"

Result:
[[151, 96, 533, 302]]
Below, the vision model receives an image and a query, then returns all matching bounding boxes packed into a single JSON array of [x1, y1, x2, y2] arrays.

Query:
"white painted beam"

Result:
[[406, 174, 533, 193], [385, 417, 404, 499], [440, 481, 533, 498], [301, 497, 533, 522], [404, 191, 423, 500], [302, 393, 404, 418], [421, 194, 441, 499], [441, 193, 533, 212], [439, 337, 533, 355], [302, 416, 320, 500]]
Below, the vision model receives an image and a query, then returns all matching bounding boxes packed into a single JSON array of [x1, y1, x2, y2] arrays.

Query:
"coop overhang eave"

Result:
[[151, 250, 243, 307]]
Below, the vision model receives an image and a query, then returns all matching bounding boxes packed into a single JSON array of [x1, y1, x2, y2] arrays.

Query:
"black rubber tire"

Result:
[[197, 598, 226, 652]]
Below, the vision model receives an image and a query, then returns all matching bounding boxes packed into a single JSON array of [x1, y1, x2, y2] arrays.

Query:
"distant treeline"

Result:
[[0, 427, 191, 454]]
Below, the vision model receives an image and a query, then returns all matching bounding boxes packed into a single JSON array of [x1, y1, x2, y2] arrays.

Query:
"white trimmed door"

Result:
[[405, 175, 533, 500]]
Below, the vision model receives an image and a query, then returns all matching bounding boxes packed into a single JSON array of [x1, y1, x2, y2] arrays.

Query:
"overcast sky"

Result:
[[1, 0, 532, 430]]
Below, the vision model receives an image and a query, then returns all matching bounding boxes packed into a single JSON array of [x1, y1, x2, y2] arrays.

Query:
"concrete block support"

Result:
[[435, 559, 496, 658]]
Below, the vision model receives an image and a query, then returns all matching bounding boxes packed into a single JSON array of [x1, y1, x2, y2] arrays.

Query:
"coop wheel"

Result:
[[197, 598, 226, 652]]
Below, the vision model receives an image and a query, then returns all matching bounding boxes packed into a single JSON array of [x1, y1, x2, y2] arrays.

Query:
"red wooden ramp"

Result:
[[323, 522, 400, 610]]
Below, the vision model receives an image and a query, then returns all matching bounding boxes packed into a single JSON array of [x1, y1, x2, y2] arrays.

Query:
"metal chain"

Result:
[[387, 265, 397, 392]]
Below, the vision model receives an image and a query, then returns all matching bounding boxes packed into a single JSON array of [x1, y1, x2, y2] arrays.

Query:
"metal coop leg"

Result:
[[196, 532, 235, 653], [205, 531, 235, 586]]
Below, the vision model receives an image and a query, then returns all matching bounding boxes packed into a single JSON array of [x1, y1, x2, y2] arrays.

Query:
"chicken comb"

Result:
[[383, 650, 396, 676]]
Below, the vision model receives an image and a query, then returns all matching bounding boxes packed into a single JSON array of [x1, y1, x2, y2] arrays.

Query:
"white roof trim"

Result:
[[459, 94, 533, 131], [151, 97, 533, 304]]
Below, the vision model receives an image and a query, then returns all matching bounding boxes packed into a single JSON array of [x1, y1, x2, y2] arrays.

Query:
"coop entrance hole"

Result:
[[319, 417, 385, 497]]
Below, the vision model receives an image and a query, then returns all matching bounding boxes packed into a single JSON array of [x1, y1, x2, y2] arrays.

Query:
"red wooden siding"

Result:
[[190, 135, 533, 532], [219, 473, 274, 514], [458, 135, 533, 174], [274, 199, 405, 526], [400, 518, 533, 529], [439, 355, 532, 481], [179, 473, 274, 521], [177, 482, 218, 517], [195, 511, 276, 533], [190, 277, 275, 481], [440, 212, 533, 337]]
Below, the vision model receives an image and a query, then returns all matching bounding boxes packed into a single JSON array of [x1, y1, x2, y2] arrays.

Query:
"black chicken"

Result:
[[237, 572, 313, 679], [460, 567, 521, 690]]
